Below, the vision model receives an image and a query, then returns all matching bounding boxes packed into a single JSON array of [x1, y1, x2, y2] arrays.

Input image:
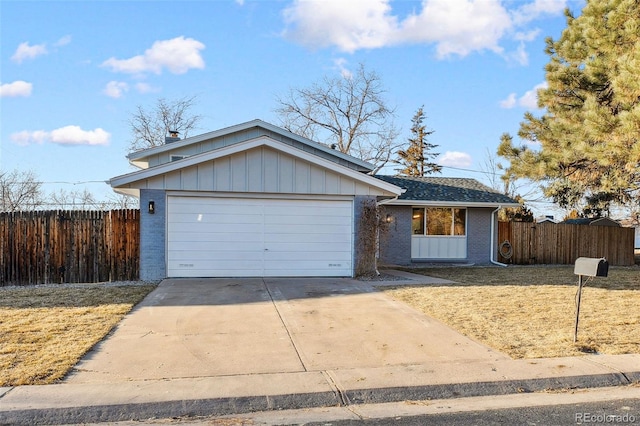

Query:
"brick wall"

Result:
[[379, 205, 412, 266], [139, 189, 167, 281], [466, 207, 494, 264]]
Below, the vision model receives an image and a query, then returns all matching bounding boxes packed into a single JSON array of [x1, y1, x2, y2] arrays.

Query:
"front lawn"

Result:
[[0, 284, 156, 386], [382, 266, 640, 358]]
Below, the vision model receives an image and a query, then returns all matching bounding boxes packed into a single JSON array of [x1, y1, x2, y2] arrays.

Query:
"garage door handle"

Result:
[[264, 248, 269, 251]]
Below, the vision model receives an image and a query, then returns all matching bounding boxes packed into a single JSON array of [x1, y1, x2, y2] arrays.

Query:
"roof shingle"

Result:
[[374, 175, 519, 205]]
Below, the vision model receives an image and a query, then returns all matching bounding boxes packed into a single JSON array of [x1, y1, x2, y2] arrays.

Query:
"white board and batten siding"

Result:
[[167, 196, 353, 277], [135, 146, 383, 196], [411, 236, 467, 259]]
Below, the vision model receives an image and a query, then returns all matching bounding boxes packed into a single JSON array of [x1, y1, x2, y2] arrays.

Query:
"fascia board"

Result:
[[111, 136, 404, 196], [386, 199, 521, 208], [112, 187, 140, 197], [126, 119, 374, 171]]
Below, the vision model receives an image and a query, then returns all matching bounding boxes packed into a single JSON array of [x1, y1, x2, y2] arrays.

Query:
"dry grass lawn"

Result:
[[0, 284, 156, 386], [383, 265, 640, 359]]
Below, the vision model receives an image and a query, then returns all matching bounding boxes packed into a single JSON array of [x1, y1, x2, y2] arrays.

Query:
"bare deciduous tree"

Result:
[[0, 169, 44, 212], [49, 188, 99, 210], [104, 192, 139, 209], [275, 63, 399, 173], [49, 188, 140, 210], [128, 95, 203, 152]]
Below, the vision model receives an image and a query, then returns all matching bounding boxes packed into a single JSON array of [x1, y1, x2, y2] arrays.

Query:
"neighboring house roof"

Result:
[[373, 175, 520, 207], [536, 216, 558, 224], [126, 119, 374, 173], [561, 217, 621, 227]]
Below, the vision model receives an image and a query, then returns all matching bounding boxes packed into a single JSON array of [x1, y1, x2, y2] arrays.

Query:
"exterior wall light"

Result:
[[385, 214, 392, 223], [148, 201, 155, 214]]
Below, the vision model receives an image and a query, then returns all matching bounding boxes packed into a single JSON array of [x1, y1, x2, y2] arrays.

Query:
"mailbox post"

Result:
[[573, 257, 609, 342]]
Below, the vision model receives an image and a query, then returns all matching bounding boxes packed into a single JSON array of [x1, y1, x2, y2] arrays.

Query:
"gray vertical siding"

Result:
[[139, 189, 167, 281]]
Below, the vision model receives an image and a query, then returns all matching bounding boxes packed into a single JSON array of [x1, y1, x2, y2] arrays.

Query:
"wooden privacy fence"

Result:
[[0, 209, 140, 286], [497, 221, 635, 266]]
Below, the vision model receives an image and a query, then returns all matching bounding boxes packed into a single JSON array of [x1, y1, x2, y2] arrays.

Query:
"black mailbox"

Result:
[[574, 257, 608, 277]]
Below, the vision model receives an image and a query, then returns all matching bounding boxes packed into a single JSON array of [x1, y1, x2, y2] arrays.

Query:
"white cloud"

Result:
[[514, 29, 541, 42], [499, 93, 517, 109], [506, 42, 529, 66], [0, 81, 33, 97], [400, 0, 511, 58], [282, 0, 564, 60], [102, 36, 206, 75], [520, 82, 548, 109], [103, 81, 129, 98], [134, 82, 160, 94], [282, 0, 397, 53], [500, 82, 547, 109], [512, 0, 567, 25], [11, 130, 49, 146], [11, 126, 110, 146], [11, 42, 48, 63], [438, 151, 473, 167], [55, 35, 72, 46], [333, 58, 353, 78]]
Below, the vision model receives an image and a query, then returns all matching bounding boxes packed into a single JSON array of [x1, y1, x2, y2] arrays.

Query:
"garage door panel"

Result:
[[262, 233, 350, 243], [169, 213, 263, 225], [167, 196, 353, 277], [264, 261, 351, 276], [265, 224, 352, 235], [167, 263, 263, 277], [266, 201, 351, 211], [169, 222, 263, 234], [265, 241, 350, 253], [265, 214, 352, 226], [265, 251, 351, 261], [169, 247, 264, 259], [168, 232, 262, 244]]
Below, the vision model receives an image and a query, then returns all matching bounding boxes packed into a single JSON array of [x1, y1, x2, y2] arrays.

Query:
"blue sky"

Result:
[[1, 0, 583, 213]]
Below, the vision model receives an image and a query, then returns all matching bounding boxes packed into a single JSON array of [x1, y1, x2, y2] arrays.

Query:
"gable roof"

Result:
[[127, 119, 374, 172], [373, 175, 520, 207], [110, 136, 403, 197]]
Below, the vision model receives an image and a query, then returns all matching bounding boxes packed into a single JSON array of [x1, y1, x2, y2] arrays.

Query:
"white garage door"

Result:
[[167, 196, 353, 277]]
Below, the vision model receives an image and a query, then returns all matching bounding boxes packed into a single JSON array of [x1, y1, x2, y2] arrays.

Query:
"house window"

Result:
[[412, 207, 466, 236], [412, 208, 425, 234]]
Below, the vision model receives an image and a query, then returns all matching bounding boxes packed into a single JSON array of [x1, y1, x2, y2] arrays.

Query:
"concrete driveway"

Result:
[[66, 277, 509, 383]]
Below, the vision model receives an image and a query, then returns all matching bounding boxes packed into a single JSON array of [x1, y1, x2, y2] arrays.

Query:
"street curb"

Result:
[[0, 391, 340, 426], [344, 372, 637, 405], [3, 372, 638, 425]]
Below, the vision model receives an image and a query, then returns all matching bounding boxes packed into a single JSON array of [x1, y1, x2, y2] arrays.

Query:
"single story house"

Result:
[[110, 119, 519, 280], [373, 175, 519, 267]]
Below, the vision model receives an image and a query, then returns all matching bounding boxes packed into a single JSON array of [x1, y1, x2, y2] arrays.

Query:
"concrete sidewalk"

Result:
[[1, 271, 639, 425]]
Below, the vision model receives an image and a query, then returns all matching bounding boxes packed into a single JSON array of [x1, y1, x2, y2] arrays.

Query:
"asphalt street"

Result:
[[73, 385, 640, 425], [305, 398, 640, 426]]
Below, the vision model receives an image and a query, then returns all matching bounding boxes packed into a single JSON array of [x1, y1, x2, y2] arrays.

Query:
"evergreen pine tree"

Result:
[[498, 0, 640, 214], [395, 106, 441, 176]]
